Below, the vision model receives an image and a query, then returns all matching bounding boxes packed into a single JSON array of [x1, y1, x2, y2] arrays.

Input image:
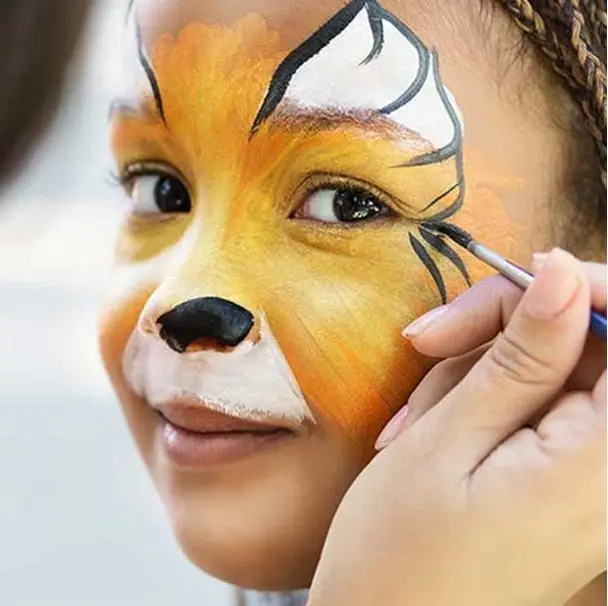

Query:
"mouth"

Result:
[[152, 400, 297, 469]]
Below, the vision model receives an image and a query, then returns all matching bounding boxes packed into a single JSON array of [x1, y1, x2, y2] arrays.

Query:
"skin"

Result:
[[100, 0, 599, 592], [310, 251, 606, 605]]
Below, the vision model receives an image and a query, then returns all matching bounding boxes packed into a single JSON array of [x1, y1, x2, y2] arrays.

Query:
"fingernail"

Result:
[[531, 252, 550, 273], [525, 248, 581, 319], [375, 406, 409, 450], [402, 305, 449, 338]]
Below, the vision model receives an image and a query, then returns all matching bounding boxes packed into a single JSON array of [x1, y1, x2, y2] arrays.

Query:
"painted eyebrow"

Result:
[[108, 19, 167, 125], [135, 22, 166, 124]]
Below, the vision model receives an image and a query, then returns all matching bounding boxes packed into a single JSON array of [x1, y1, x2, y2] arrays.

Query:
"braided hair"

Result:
[[498, 0, 607, 251]]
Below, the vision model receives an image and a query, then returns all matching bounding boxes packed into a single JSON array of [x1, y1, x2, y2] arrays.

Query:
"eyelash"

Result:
[[289, 173, 408, 221], [110, 162, 185, 194], [109, 165, 469, 305]]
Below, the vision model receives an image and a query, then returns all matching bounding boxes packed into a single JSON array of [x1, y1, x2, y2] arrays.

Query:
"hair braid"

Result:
[[498, 0, 607, 189]]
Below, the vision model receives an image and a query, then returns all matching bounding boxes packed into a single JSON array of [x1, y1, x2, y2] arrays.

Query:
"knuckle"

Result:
[[487, 329, 553, 386]]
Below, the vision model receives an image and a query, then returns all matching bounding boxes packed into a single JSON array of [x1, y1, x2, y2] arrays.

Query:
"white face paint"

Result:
[[122, 314, 314, 427], [253, 0, 463, 153], [112, 4, 156, 111], [283, 10, 421, 114]]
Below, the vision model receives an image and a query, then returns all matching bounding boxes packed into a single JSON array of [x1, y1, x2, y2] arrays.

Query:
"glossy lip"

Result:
[[150, 394, 307, 435], [152, 399, 300, 434], [151, 398, 299, 469]]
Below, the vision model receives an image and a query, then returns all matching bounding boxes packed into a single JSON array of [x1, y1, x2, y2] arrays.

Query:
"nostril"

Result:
[[158, 326, 189, 354], [157, 296, 255, 353]]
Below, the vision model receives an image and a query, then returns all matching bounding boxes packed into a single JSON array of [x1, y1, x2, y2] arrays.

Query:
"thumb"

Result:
[[433, 248, 591, 471]]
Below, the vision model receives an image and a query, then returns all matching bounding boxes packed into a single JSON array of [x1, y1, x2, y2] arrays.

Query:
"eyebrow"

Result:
[[108, 98, 143, 122], [264, 106, 424, 143]]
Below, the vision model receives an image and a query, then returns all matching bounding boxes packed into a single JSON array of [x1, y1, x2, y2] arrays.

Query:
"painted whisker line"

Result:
[[424, 181, 465, 223], [418, 179, 461, 213], [418, 225, 472, 286], [409, 233, 447, 305]]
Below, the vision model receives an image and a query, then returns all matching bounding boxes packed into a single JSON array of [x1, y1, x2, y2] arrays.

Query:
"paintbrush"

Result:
[[425, 222, 607, 341]]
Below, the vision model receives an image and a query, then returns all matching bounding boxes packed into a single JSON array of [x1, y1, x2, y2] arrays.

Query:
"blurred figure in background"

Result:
[[0, 0, 91, 186]]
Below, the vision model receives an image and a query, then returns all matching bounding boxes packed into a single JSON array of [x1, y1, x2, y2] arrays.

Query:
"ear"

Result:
[[251, 0, 462, 154]]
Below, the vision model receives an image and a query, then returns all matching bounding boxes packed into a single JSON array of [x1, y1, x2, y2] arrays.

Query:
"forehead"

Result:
[[131, 0, 461, 57], [117, 0, 467, 175]]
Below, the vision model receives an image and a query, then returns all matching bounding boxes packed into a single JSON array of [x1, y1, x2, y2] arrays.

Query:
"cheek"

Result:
[[264, 232, 454, 448], [98, 280, 156, 451]]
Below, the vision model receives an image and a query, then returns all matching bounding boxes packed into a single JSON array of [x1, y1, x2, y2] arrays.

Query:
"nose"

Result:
[[157, 296, 255, 353]]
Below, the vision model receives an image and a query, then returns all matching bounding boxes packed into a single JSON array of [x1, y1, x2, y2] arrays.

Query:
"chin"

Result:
[[99, 298, 388, 591], [150, 427, 366, 591]]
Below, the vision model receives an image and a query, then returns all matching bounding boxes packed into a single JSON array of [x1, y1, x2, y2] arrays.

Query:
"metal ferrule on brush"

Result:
[[467, 242, 533, 290]]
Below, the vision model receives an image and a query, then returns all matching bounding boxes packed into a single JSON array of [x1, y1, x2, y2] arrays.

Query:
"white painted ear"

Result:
[[388, 53, 461, 150], [282, 9, 424, 115], [114, 6, 155, 103], [254, 1, 463, 153]]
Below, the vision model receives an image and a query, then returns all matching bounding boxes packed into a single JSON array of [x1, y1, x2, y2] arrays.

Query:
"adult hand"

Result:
[[308, 249, 606, 606]]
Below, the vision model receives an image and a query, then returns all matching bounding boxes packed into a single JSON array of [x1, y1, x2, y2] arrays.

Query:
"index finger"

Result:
[[408, 259, 606, 359], [428, 248, 591, 471]]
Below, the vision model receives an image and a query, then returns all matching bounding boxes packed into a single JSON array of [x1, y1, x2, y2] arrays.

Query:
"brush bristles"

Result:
[[424, 222, 473, 249]]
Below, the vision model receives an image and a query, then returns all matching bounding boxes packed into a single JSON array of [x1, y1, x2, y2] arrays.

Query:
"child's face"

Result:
[[101, 0, 564, 590]]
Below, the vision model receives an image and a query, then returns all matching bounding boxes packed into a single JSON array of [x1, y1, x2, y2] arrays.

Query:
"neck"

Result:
[[566, 574, 606, 606], [239, 589, 309, 606], [237, 574, 606, 605]]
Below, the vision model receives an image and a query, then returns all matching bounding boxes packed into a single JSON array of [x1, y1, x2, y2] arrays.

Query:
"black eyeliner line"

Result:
[[136, 21, 166, 124], [361, 2, 384, 64], [409, 233, 447, 305], [418, 226, 472, 286], [249, 0, 367, 136]]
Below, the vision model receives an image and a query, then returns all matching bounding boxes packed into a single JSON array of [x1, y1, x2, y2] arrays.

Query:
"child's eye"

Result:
[[126, 173, 191, 215], [294, 186, 393, 224]]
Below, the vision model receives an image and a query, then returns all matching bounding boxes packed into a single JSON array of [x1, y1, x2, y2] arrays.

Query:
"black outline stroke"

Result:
[[374, 4, 428, 115], [418, 226, 471, 286], [403, 51, 462, 168], [250, 0, 430, 135], [136, 20, 166, 124], [409, 233, 447, 305], [126, 0, 135, 24], [418, 179, 461, 214], [361, 1, 384, 64], [250, 0, 367, 135]]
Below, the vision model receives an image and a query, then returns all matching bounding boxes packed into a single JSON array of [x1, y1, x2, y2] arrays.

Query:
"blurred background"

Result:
[[0, 2, 233, 604]]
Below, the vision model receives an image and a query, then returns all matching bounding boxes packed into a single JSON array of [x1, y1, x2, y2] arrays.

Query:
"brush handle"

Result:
[[590, 311, 607, 340], [469, 242, 607, 342]]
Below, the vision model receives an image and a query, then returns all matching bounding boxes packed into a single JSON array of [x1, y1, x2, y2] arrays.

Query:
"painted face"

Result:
[[100, 0, 552, 590]]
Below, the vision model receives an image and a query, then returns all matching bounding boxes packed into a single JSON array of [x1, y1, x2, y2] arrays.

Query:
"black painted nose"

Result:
[[157, 296, 254, 353]]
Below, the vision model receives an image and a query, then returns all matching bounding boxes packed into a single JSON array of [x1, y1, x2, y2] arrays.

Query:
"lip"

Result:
[[152, 401, 297, 469]]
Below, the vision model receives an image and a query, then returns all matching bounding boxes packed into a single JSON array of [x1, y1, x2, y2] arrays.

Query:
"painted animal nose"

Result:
[[157, 296, 255, 353]]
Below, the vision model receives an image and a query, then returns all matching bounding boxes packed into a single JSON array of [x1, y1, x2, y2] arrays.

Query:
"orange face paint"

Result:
[[103, 4, 516, 450]]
